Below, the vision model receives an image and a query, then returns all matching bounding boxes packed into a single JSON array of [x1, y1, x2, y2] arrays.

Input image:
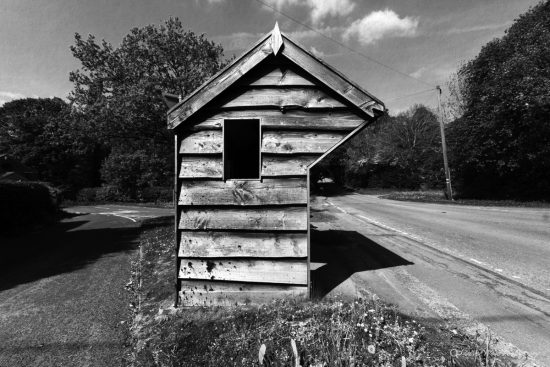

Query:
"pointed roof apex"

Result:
[[270, 22, 283, 55], [166, 27, 385, 129]]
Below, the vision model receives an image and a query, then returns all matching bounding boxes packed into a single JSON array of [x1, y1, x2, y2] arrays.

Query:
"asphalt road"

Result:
[[0, 205, 172, 367], [311, 193, 550, 366]]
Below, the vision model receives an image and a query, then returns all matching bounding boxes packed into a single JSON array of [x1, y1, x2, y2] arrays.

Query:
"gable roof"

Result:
[[167, 24, 385, 130]]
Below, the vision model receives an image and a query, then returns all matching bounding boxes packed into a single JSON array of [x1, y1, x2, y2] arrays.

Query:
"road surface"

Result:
[[311, 193, 550, 366], [0, 205, 172, 367]]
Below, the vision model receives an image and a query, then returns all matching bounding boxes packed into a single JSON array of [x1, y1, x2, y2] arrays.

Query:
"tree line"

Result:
[[1, 1, 548, 201]]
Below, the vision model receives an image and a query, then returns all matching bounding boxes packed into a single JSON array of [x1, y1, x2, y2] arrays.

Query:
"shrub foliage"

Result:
[[447, 1, 550, 200], [0, 181, 58, 234]]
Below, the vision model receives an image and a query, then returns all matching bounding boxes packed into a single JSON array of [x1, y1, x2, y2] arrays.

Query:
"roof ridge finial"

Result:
[[270, 22, 283, 55]]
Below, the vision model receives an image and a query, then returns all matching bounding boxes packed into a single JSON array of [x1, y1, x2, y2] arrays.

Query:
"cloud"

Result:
[[410, 67, 426, 79], [309, 46, 326, 58], [0, 91, 25, 106], [308, 0, 355, 24], [343, 9, 419, 45], [212, 32, 264, 52], [264, 0, 355, 25], [446, 21, 512, 35]]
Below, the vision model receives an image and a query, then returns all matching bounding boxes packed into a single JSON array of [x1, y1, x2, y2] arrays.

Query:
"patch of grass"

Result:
[[127, 224, 518, 367], [381, 191, 550, 208]]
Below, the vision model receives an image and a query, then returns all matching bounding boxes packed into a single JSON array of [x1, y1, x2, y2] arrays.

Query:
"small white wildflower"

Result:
[[451, 329, 458, 335], [408, 337, 414, 343], [367, 345, 376, 354], [364, 328, 368, 332], [368, 309, 375, 313]]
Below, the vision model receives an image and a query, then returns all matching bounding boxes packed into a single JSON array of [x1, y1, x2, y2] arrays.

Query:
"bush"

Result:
[[139, 186, 173, 203], [0, 181, 59, 235], [76, 187, 97, 202], [95, 185, 123, 202], [100, 150, 172, 200]]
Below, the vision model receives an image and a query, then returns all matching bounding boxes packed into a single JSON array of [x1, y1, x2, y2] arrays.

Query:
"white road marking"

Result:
[[97, 211, 138, 222], [469, 258, 488, 266]]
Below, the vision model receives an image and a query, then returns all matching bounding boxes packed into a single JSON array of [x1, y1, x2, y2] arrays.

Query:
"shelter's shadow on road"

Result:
[[0, 216, 139, 292], [311, 229, 413, 298]]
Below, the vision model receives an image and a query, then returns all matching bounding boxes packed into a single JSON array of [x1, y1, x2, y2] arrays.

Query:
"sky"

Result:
[[0, 0, 541, 113]]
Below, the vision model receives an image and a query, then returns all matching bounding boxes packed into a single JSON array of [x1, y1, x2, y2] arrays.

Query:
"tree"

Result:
[[443, 70, 468, 122], [314, 105, 444, 189], [0, 98, 101, 191], [69, 17, 230, 197], [448, 1, 550, 200]]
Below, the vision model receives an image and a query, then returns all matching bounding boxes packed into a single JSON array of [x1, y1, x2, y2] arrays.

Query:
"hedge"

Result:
[[0, 181, 59, 235]]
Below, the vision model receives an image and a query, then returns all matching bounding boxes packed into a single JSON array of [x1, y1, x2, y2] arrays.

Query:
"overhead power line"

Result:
[[385, 88, 436, 102], [253, 0, 436, 88]]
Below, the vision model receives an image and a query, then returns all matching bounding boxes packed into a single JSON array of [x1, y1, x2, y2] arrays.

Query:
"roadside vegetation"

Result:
[[127, 224, 519, 367], [315, 1, 549, 202], [0, 181, 61, 235], [376, 190, 550, 208], [0, 18, 230, 203]]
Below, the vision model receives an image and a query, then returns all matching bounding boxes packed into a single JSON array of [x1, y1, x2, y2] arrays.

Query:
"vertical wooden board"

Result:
[[178, 231, 307, 258], [179, 178, 307, 205], [179, 259, 308, 284], [261, 155, 319, 176], [193, 110, 364, 131], [179, 207, 307, 231], [221, 88, 347, 109], [262, 131, 346, 154], [179, 130, 223, 154], [179, 280, 308, 306], [179, 156, 223, 178]]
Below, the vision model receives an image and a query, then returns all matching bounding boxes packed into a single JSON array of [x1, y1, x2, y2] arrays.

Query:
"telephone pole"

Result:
[[436, 86, 454, 200]]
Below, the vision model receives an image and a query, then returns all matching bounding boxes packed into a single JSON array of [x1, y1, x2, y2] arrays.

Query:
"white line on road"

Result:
[[97, 212, 138, 222]]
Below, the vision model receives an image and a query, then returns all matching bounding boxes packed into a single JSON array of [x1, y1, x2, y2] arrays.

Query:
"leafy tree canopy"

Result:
[[314, 105, 444, 190], [448, 1, 550, 199], [69, 17, 230, 196], [0, 98, 100, 190]]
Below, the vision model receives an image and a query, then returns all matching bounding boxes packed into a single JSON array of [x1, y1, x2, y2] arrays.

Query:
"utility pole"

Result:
[[436, 86, 454, 200]]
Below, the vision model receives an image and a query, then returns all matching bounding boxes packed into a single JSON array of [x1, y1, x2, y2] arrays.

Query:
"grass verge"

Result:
[[379, 190, 550, 208], [126, 223, 519, 367]]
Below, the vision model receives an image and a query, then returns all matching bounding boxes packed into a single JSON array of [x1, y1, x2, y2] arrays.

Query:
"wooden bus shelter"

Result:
[[165, 23, 385, 306]]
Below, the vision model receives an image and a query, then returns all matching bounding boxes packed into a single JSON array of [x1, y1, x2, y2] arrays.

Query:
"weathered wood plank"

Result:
[[168, 34, 272, 128], [261, 155, 319, 176], [179, 178, 307, 206], [262, 131, 346, 154], [179, 130, 222, 154], [179, 207, 307, 231], [179, 259, 308, 284], [179, 280, 307, 306], [281, 36, 383, 118], [191, 110, 364, 131], [178, 231, 307, 258], [244, 68, 316, 87], [221, 88, 347, 109], [179, 156, 223, 178]]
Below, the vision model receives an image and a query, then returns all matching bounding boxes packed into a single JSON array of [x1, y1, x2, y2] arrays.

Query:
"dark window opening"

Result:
[[224, 119, 260, 180]]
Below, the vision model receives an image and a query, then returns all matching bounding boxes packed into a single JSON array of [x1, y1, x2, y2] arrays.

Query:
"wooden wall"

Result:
[[175, 59, 365, 306]]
